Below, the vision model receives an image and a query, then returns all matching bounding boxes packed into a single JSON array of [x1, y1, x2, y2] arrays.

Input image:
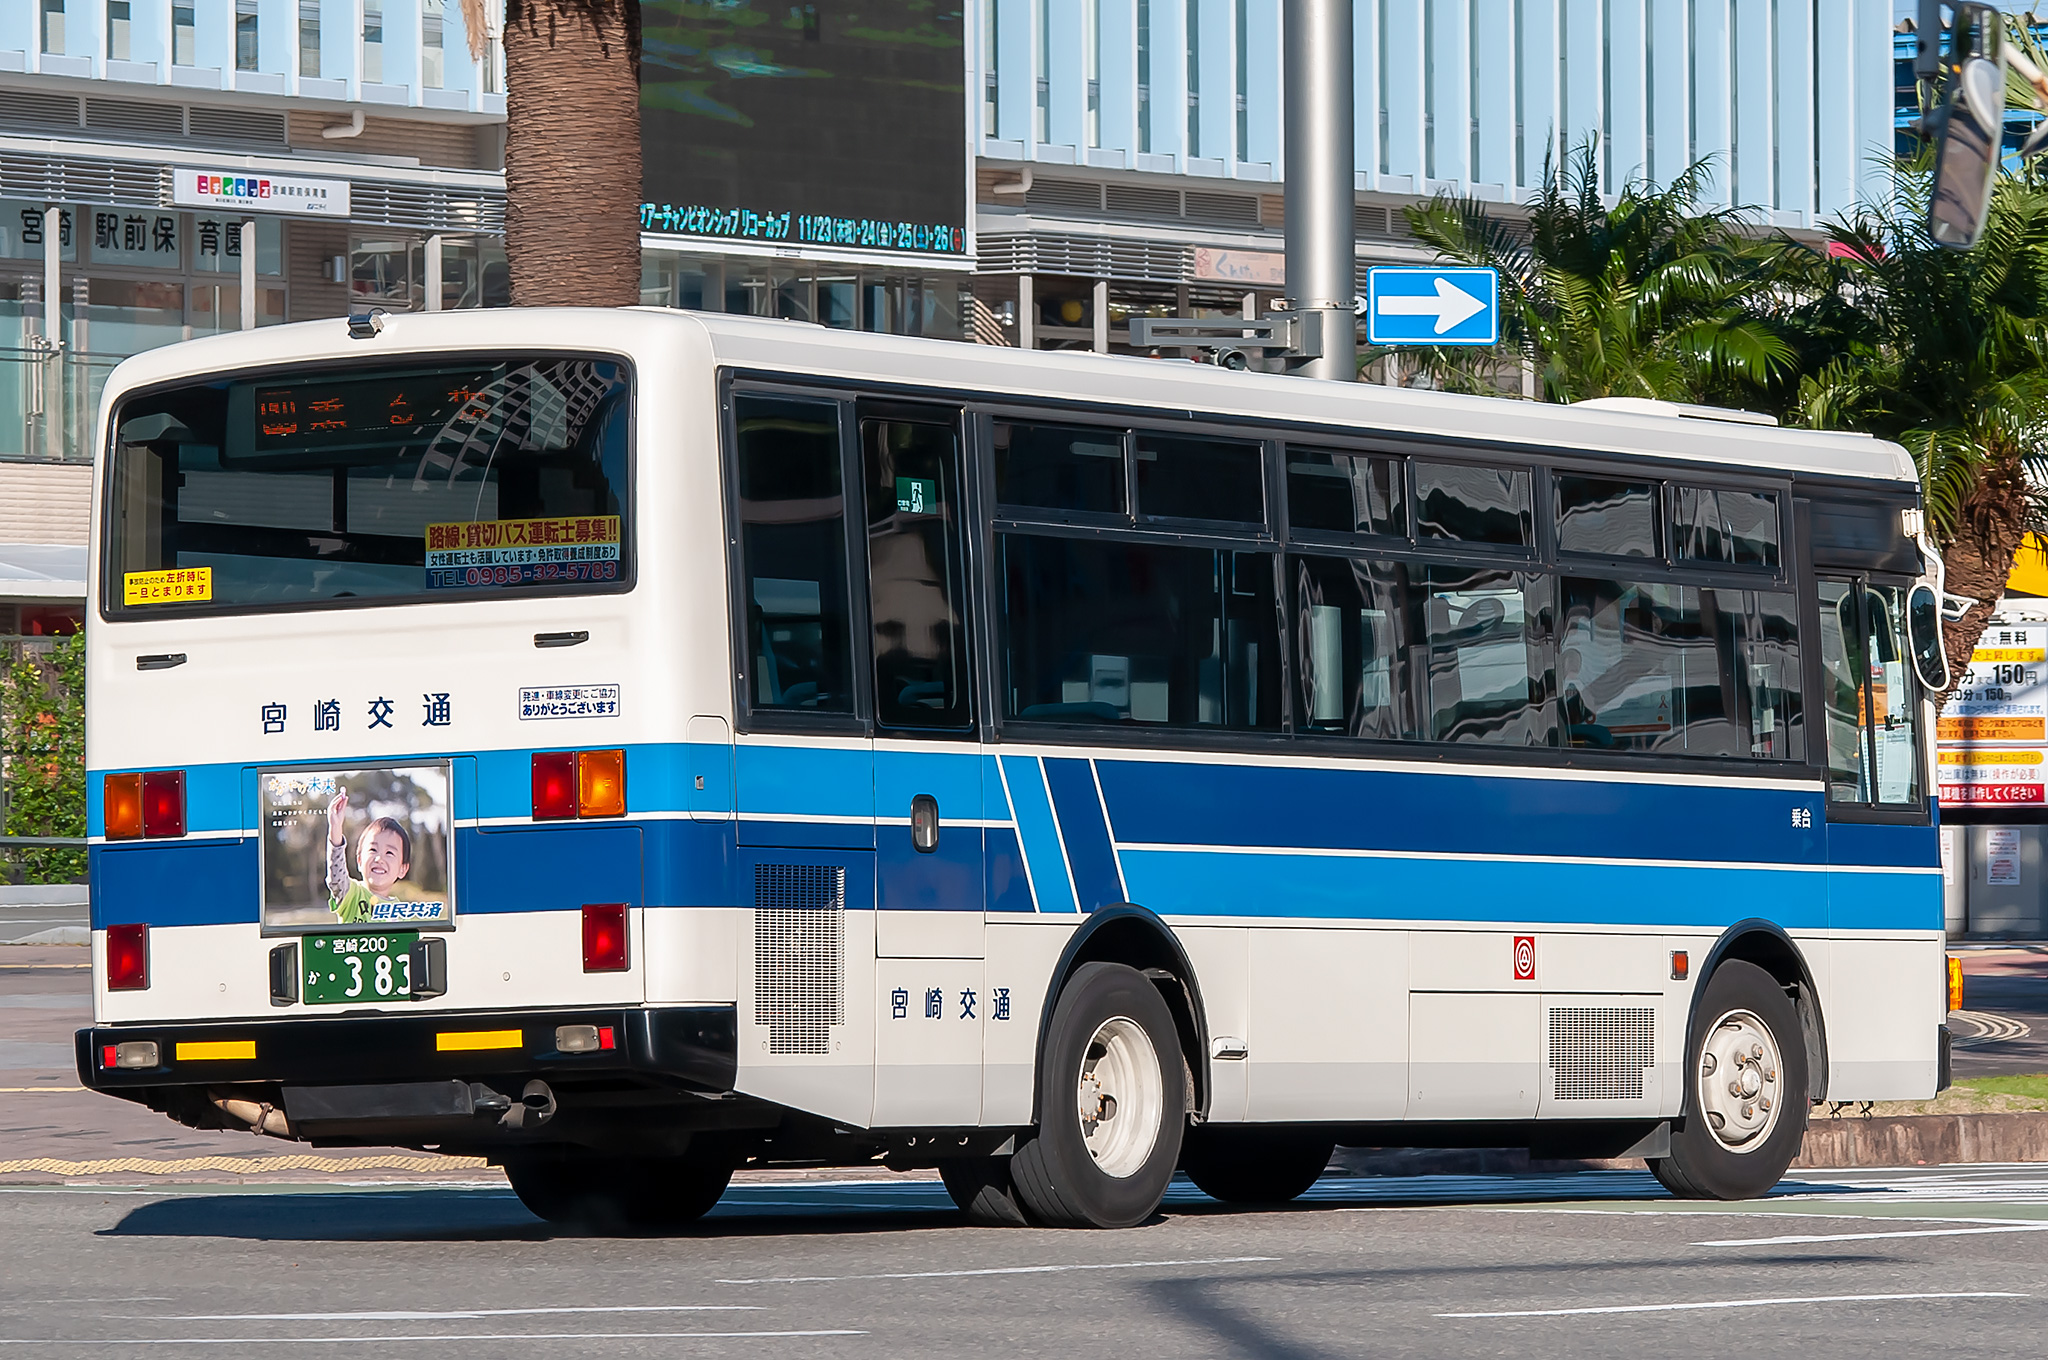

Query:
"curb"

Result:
[[1331, 1112, 2048, 1177]]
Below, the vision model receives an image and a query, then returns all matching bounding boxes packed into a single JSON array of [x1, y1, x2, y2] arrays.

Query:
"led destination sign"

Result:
[[639, 0, 969, 259]]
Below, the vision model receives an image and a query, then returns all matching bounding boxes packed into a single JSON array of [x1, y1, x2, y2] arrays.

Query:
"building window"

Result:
[[40, 0, 65, 56], [1085, 0, 1101, 147], [1137, 0, 1152, 152], [982, 0, 998, 136], [1187, 0, 1201, 158], [1034, 0, 1049, 143], [301, 0, 322, 78], [422, 0, 446, 88], [236, 0, 260, 72], [173, 3, 196, 66], [363, 0, 384, 85], [1234, 0, 1248, 159], [107, 0, 131, 62]]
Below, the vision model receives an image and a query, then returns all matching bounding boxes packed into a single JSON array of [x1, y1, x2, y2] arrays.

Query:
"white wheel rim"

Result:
[[1697, 1008, 1785, 1154], [1075, 1016, 1162, 1179]]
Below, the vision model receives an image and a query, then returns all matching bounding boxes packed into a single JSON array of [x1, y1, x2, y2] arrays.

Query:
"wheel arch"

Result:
[[1693, 919, 1829, 1104], [1032, 904, 1210, 1122]]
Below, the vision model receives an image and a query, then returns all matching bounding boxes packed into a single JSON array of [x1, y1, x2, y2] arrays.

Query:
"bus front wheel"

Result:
[[504, 1145, 735, 1232], [1008, 961, 1186, 1228], [1652, 959, 1810, 1201], [1180, 1126, 1335, 1204]]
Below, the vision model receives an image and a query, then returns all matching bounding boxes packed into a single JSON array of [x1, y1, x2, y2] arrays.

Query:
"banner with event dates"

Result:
[[1938, 623, 2048, 805]]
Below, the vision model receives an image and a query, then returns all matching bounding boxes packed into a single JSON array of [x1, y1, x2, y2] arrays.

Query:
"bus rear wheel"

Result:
[[505, 1144, 736, 1232], [1651, 959, 1810, 1201], [1008, 961, 1186, 1228], [1180, 1126, 1335, 1204]]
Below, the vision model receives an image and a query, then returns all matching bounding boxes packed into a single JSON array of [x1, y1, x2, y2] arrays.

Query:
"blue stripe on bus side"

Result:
[[1095, 759, 1845, 865], [1000, 755, 1076, 913], [1043, 757, 1126, 911], [1117, 848, 1941, 932]]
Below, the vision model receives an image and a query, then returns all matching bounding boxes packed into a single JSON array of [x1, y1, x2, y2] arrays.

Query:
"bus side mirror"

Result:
[[1909, 583, 1950, 692], [1927, 8, 2006, 251]]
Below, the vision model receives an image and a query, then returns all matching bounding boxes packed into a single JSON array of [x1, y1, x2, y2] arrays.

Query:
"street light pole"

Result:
[[1283, 0, 1356, 381]]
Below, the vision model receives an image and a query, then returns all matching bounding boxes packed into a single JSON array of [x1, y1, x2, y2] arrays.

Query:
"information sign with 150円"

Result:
[[1939, 624, 2048, 805]]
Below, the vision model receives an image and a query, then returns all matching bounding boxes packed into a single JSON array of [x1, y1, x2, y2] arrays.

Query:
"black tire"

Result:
[[1009, 961, 1186, 1228], [1180, 1126, 1335, 1204], [505, 1145, 735, 1232], [938, 1156, 1031, 1227], [1651, 959, 1810, 1201]]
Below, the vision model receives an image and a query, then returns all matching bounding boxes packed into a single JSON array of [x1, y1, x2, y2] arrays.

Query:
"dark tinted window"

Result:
[[1419, 566, 1554, 744], [1556, 476, 1658, 557], [735, 395, 853, 714], [1672, 486, 1780, 568], [993, 421, 1125, 516], [1414, 462, 1533, 547], [1558, 579, 1749, 756], [999, 535, 1280, 729], [1291, 554, 1404, 739], [1286, 449, 1405, 537], [1135, 432, 1265, 523], [106, 357, 630, 614], [863, 415, 971, 730]]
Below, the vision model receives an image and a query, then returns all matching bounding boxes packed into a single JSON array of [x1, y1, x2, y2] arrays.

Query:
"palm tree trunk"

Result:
[[502, 0, 643, 307], [1936, 473, 2032, 705]]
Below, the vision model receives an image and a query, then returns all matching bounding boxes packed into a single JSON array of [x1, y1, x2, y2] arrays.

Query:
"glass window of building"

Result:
[[40, 0, 65, 55], [422, 0, 446, 89], [363, 0, 384, 84], [172, 4, 196, 65], [236, 0, 260, 72], [106, 1, 130, 61], [299, 1, 321, 77]]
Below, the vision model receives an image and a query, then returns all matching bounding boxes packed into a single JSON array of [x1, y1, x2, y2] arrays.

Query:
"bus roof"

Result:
[[97, 307, 1917, 488]]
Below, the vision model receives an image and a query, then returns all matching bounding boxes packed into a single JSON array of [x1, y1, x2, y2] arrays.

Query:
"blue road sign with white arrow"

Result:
[[1364, 266, 1499, 346]]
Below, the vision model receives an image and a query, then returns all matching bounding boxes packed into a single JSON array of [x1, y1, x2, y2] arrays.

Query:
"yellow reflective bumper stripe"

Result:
[[436, 1029, 523, 1052], [174, 1040, 256, 1061]]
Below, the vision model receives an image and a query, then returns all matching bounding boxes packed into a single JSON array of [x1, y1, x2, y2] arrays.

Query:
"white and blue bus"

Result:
[[77, 307, 1951, 1228]]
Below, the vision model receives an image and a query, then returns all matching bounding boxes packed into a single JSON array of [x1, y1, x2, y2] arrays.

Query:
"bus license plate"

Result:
[[303, 932, 418, 1005]]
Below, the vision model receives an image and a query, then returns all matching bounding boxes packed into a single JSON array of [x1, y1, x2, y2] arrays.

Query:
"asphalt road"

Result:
[[1953, 951, 2048, 1079], [2, 1167, 2048, 1356]]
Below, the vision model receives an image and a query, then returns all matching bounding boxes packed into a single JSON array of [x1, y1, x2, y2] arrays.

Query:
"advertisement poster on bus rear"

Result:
[[259, 765, 453, 930], [1938, 624, 2048, 806]]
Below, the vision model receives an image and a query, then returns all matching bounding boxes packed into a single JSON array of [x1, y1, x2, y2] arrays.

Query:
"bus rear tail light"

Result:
[[103, 773, 143, 840], [532, 750, 626, 820], [141, 770, 186, 838], [102, 1041, 159, 1069], [576, 749, 627, 818], [531, 751, 578, 820], [106, 924, 150, 991], [554, 1024, 616, 1053], [582, 903, 628, 972]]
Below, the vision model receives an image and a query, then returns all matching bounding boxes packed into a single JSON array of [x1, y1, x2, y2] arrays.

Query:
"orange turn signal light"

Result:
[[576, 749, 627, 818], [1948, 954, 1965, 1013], [103, 773, 143, 840]]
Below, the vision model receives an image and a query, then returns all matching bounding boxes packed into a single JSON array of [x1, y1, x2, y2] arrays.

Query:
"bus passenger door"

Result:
[[859, 404, 988, 1128]]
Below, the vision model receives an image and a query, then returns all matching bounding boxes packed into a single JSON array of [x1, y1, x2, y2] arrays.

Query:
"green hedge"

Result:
[[1, 634, 86, 884]]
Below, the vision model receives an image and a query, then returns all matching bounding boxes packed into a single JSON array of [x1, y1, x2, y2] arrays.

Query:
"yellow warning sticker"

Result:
[[123, 567, 212, 606]]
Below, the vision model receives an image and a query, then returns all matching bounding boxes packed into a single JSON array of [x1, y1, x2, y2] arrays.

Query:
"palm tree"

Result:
[[1381, 140, 1794, 405], [1778, 164, 2048, 687], [464, 0, 644, 307]]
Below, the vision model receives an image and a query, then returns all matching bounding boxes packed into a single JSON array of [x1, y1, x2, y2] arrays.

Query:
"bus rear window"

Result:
[[104, 356, 631, 616]]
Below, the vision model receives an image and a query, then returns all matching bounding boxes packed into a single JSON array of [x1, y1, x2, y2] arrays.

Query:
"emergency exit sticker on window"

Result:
[[123, 567, 212, 605], [895, 477, 938, 514]]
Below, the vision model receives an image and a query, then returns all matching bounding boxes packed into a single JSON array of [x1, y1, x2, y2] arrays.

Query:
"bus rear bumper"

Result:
[[75, 1004, 738, 1099]]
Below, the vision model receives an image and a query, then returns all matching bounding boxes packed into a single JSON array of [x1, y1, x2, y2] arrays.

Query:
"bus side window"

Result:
[[1861, 585, 1923, 805], [734, 395, 854, 715], [862, 415, 972, 731], [1290, 553, 1404, 740], [1418, 566, 1555, 746]]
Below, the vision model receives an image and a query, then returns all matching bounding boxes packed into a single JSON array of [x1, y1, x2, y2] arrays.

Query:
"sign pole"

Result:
[[1282, 0, 1356, 381]]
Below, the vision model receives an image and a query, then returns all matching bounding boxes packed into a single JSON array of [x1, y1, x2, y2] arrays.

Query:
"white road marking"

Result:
[[0, 1332, 864, 1346], [168, 1306, 765, 1321], [718, 1255, 1279, 1285], [1698, 1224, 2048, 1246], [1440, 1291, 2026, 1319]]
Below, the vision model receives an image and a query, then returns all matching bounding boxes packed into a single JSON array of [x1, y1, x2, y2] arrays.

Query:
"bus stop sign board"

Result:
[[1365, 266, 1500, 346]]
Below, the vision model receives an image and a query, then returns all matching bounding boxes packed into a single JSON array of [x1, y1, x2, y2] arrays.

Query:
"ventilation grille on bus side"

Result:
[[753, 864, 845, 1056], [1547, 1006, 1656, 1100]]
